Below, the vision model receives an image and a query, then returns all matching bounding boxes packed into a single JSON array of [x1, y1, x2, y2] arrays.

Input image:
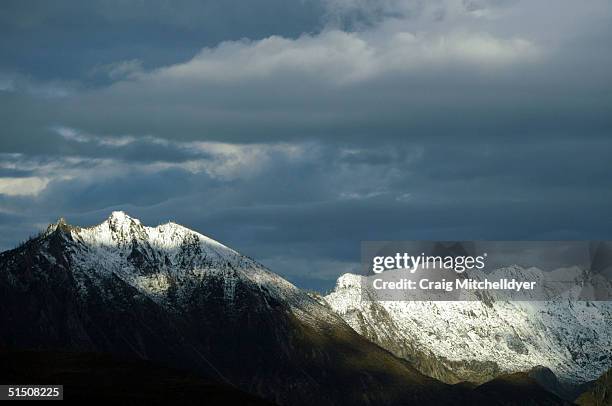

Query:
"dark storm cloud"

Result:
[[3, 136, 611, 290], [0, 167, 36, 177], [0, 0, 326, 82], [1, 0, 612, 290], [38, 169, 205, 212], [50, 127, 217, 163], [2, 46, 611, 153]]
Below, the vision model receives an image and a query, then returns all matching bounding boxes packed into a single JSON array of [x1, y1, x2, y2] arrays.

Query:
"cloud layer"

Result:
[[1, 0, 611, 290]]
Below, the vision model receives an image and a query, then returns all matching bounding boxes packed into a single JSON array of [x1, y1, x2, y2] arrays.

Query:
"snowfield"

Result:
[[325, 272, 612, 384], [38, 211, 612, 386]]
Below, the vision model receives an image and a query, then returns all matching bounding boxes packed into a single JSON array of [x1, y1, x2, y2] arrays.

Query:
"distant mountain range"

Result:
[[0, 212, 606, 404], [324, 271, 612, 395]]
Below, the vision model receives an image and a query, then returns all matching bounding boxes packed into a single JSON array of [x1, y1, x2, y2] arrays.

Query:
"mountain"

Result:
[[324, 272, 612, 392], [575, 369, 612, 406], [474, 372, 571, 406], [0, 349, 274, 405], [0, 212, 484, 405], [528, 366, 581, 401]]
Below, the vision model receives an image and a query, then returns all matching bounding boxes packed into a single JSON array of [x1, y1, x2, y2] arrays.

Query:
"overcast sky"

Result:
[[1, 0, 611, 291]]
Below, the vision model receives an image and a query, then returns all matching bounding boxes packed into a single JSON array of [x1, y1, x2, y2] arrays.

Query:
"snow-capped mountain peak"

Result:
[[29, 212, 344, 331], [1, 214, 492, 406], [64, 211, 236, 256], [105, 210, 142, 230], [108, 209, 137, 221]]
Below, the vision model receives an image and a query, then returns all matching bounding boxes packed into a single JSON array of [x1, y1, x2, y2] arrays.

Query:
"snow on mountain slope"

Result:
[[1, 212, 492, 406], [36, 211, 340, 328], [3, 211, 606, 401], [325, 272, 612, 385]]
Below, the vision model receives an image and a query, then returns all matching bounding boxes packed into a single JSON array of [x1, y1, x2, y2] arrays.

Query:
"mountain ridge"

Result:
[[324, 272, 612, 388], [0, 212, 490, 405]]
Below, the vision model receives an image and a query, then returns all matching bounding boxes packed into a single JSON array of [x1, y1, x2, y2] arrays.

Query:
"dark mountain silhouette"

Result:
[[0, 350, 274, 404], [576, 368, 612, 406], [0, 212, 486, 405], [475, 372, 572, 406]]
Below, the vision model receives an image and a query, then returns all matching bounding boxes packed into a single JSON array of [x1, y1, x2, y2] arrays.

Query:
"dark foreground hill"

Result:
[[575, 369, 612, 406], [475, 372, 573, 406], [0, 212, 482, 405], [0, 350, 274, 404]]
